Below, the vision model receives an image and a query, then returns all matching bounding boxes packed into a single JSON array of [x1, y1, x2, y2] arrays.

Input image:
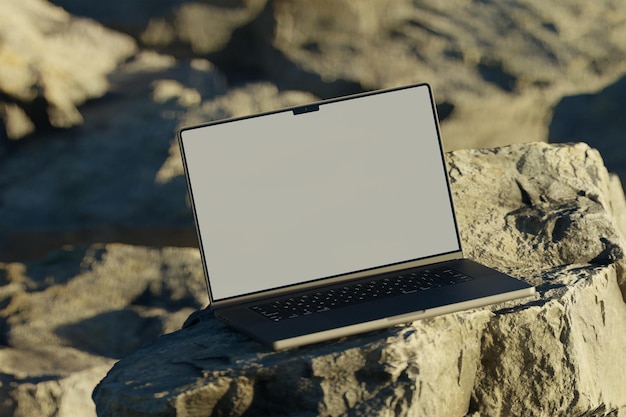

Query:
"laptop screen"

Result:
[[180, 84, 461, 301]]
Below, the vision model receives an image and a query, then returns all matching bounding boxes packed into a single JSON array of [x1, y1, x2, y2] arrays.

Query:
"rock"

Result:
[[471, 265, 626, 416], [448, 143, 626, 285], [0, 351, 114, 417], [94, 308, 493, 417], [92, 142, 626, 417], [549, 75, 626, 191], [48, 0, 190, 36], [237, 0, 626, 150], [45, 0, 626, 152], [1, 244, 208, 356], [0, 0, 137, 139], [50, 0, 268, 62], [0, 243, 208, 417], [141, 0, 267, 56]]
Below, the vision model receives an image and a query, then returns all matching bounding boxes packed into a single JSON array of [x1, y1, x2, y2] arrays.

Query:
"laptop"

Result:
[[178, 83, 535, 350]]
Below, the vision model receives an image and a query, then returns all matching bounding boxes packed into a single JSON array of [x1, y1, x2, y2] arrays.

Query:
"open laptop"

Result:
[[178, 83, 535, 350]]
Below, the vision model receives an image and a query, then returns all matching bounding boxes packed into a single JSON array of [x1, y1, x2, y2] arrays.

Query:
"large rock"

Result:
[[92, 142, 626, 417], [0, 244, 208, 417], [0, 0, 136, 139], [449, 142, 626, 285], [4, 0, 626, 263], [230, 0, 626, 150], [47, 0, 626, 152]]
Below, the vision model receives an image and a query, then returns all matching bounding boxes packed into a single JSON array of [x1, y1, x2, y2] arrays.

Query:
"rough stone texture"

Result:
[[95, 309, 493, 417], [448, 143, 626, 286], [92, 142, 626, 417], [472, 265, 626, 416], [50, 0, 626, 151], [0, 244, 208, 417], [0, 0, 136, 139], [3, 0, 626, 261]]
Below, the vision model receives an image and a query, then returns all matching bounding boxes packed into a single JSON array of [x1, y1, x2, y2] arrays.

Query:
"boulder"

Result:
[[0, 244, 208, 417], [2, 1, 626, 415], [47, 0, 626, 152], [226, 0, 626, 150], [92, 142, 626, 417], [0, 0, 136, 139]]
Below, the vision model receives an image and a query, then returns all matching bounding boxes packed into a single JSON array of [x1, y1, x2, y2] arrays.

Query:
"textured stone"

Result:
[[448, 143, 626, 283], [94, 309, 492, 417], [92, 142, 626, 417], [45, 0, 626, 152], [0, 244, 207, 417], [2, 244, 208, 355], [471, 265, 626, 415], [0, 0, 136, 138]]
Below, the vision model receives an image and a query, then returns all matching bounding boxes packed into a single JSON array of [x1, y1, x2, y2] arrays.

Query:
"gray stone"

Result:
[[141, 0, 267, 55], [472, 265, 626, 416], [92, 142, 626, 417], [1, 244, 208, 356], [49, 0, 190, 35], [235, 0, 626, 151], [448, 143, 626, 289], [0, 349, 114, 417]]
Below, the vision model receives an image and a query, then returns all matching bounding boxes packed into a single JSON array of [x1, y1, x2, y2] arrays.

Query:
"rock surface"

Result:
[[0, 244, 208, 417], [0, 0, 136, 139], [50, 0, 626, 151], [3, 0, 626, 260], [92, 142, 626, 417]]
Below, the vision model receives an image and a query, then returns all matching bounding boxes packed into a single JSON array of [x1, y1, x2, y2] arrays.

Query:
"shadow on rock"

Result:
[[55, 309, 164, 359], [549, 74, 626, 188]]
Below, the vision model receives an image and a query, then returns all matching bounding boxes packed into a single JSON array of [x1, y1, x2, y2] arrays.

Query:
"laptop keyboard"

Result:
[[250, 266, 474, 322]]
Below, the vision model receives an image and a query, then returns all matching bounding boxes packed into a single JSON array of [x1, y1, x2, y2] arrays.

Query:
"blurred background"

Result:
[[2, 0, 626, 262], [1, 1, 626, 415]]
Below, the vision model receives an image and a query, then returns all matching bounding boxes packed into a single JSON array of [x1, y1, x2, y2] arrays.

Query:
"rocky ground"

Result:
[[2, 0, 626, 416]]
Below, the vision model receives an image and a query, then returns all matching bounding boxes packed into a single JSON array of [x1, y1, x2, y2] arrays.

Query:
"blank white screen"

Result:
[[181, 85, 460, 300]]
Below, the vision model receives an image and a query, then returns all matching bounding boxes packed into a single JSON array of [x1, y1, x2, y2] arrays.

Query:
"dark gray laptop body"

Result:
[[178, 83, 534, 350]]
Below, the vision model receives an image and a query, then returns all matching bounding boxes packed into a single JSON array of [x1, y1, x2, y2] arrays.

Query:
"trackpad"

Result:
[[327, 295, 427, 326]]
